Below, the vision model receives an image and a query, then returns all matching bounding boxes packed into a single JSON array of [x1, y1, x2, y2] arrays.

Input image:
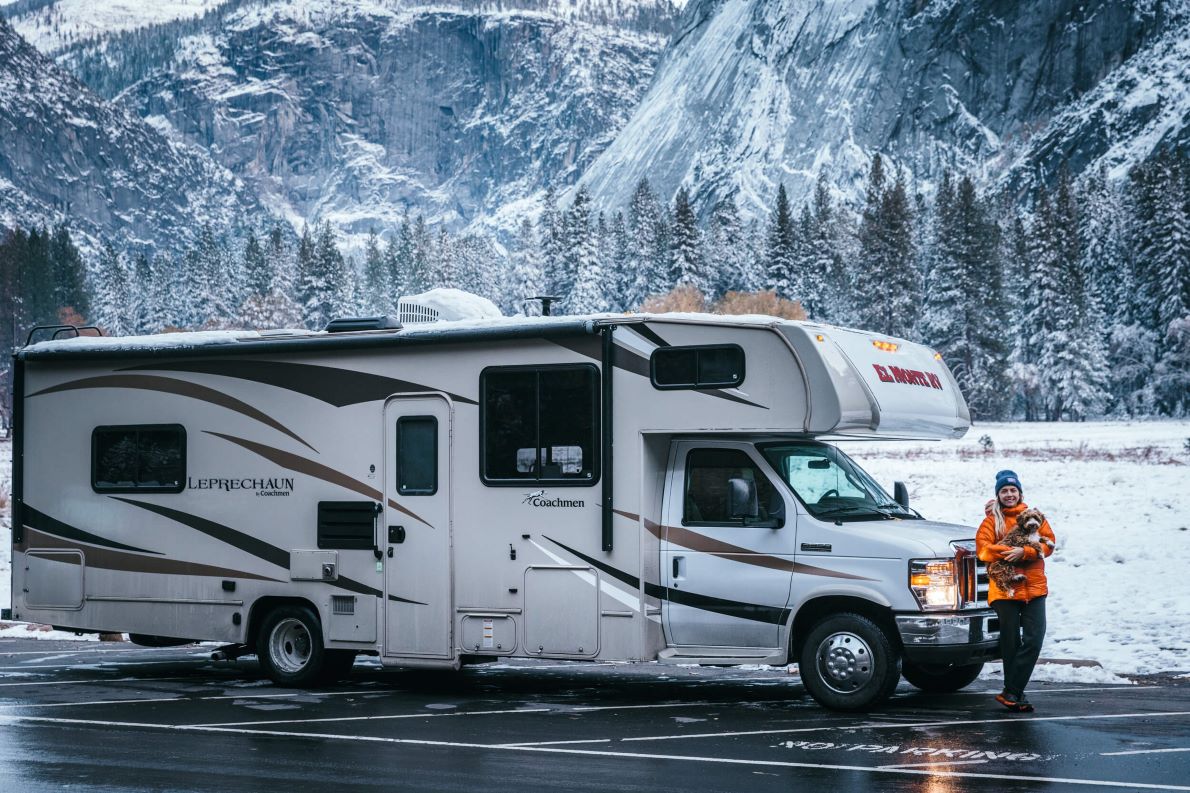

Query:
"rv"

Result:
[[8, 299, 997, 711]]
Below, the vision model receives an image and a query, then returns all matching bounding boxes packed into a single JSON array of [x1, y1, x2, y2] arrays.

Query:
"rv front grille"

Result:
[[952, 541, 988, 609], [332, 596, 355, 616]]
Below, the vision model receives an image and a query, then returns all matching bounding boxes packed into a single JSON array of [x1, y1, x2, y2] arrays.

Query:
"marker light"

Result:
[[815, 334, 825, 342], [933, 352, 943, 361], [871, 340, 899, 352]]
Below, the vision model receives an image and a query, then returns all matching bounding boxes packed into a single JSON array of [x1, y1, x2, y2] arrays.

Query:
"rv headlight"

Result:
[[909, 558, 958, 611]]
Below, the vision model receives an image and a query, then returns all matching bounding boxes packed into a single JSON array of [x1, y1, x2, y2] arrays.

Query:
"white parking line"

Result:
[[619, 710, 1190, 742], [0, 689, 388, 709], [191, 707, 553, 727], [0, 675, 199, 688], [1101, 748, 1190, 756], [880, 759, 990, 768], [1, 714, 1188, 791], [0, 659, 210, 671]]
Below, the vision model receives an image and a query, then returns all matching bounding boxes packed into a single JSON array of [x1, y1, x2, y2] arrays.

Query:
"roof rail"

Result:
[[24, 324, 104, 347], [324, 316, 403, 333]]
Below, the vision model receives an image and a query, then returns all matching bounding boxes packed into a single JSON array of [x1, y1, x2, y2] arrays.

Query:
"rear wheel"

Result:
[[902, 660, 984, 692], [257, 604, 331, 687], [799, 613, 900, 711]]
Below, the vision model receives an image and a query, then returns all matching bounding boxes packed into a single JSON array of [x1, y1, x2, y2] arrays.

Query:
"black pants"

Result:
[[992, 596, 1047, 697]]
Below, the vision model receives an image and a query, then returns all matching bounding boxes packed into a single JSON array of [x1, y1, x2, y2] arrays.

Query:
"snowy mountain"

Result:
[[0, 13, 269, 253], [578, 0, 1188, 217]]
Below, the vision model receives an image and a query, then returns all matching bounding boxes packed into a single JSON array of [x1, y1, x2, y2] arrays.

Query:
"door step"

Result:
[[657, 647, 785, 666]]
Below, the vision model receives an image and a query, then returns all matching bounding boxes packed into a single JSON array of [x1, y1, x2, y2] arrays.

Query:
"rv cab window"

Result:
[[481, 365, 599, 485], [683, 448, 782, 527], [651, 345, 745, 389], [91, 425, 185, 493]]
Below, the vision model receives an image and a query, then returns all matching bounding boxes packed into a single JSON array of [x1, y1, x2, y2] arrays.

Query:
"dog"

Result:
[[987, 508, 1054, 597]]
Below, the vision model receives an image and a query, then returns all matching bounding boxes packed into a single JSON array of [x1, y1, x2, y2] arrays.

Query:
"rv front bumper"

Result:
[[896, 610, 1000, 665]]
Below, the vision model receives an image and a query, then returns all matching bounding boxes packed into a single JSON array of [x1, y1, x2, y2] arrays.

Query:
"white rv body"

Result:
[[9, 312, 994, 709]]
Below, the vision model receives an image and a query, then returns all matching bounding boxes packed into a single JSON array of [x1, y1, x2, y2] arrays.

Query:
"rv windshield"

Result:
[[759, 442, 918, 522]]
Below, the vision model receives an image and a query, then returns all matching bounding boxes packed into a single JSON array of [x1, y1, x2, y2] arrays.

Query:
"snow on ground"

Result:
[[846, 420, 1190, 677], [2, 422, 1188, 674], [11, 0, 230, 54]]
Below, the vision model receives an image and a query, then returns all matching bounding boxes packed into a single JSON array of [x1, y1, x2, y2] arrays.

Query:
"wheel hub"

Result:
[[269, 617, 313, 674], [815, 631, 874, 693]]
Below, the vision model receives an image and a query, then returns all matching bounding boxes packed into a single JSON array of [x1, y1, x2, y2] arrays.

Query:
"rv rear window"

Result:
[[651, 345, 745, 389], [481, 365, 599, 486], [91, 425, 185, 493]]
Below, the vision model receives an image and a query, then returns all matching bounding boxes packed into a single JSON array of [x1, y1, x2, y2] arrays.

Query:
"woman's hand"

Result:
[[1002, 547, 1025, 562]]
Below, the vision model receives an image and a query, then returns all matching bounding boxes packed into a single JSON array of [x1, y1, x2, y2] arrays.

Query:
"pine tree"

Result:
[[808, 173, 848, 322], [1150, 151, 1190, 413], [765, 184, 796, 299], [49, 224, 88, 321], [407, 215, 433, 295], [855, 159, 918, 339], [361, 227, 389, 315], [242, 230, 270, 299], [508, 217, 545, 314], [295, 224, 324, 329], [540, 186, 566, 298], [564, 186, 606, 314], [706, 197, 755, 297], [129, 250, 154, 334], [91, 242, 131, 336], [670, 187, 707, 293], [627, 178, 669, 306], [606, 211, 632, 311]]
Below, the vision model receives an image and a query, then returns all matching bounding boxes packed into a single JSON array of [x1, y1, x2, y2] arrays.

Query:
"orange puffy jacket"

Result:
[[976, 501, 1056, 604]]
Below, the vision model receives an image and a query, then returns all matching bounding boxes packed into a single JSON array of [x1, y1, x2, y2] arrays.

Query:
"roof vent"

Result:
[[397, 288, 503, 323], [396, 300, 440, 324], [324, 316, 402, 333]]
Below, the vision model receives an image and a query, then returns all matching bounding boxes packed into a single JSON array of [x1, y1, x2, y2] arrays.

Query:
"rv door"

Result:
[[382, 395, 453, 659], [660, 441, 794, 649]]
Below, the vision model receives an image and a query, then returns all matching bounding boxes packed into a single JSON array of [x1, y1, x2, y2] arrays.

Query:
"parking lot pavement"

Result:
[[1, 638, 1188, 793]]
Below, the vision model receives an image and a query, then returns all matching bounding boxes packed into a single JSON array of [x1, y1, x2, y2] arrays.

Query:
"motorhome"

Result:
[[8, 295, 997, 710]]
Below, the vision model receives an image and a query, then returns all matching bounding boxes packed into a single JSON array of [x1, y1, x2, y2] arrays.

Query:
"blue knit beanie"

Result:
[[994, 469, 1022, 496]]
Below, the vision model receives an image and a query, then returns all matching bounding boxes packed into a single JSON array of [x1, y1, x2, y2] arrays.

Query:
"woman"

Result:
[[976, 469, 1056, 713]]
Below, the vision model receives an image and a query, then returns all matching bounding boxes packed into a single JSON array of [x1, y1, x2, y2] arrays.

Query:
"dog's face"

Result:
[[1017, 508, 1045, 533]]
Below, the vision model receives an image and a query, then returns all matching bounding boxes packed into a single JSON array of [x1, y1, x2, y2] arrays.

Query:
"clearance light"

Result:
[[871, 339, 899, 353], [815, 334, 826, 342], [933, 352, 943, 361]]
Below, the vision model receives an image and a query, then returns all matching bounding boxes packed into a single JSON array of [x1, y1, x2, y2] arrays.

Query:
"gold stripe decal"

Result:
[[204, 431, 433, 529], [613, 508, 873, 581], [30, 374, 317, 452]]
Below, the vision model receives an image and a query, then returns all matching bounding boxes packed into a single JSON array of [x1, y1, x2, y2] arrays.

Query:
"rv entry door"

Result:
[[383, 394, 453, 659], [661, 441, 794, 649]]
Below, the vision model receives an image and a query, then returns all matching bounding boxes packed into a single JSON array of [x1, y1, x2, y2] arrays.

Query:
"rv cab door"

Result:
[[660, 441, 794, 649], [382, 394, 453, 659]]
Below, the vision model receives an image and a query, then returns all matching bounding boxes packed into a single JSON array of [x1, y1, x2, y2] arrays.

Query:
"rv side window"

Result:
[[481, 365, 599, 485], [651, 345, 745, 389], [683, 448, 782, 527], [397, 416, 437, 495], [92, 425, 186, 493]]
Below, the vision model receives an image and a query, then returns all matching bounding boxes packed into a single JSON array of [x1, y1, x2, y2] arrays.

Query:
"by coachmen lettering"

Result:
[[522, 490, 585, 508], [873, 363, 943, 390]]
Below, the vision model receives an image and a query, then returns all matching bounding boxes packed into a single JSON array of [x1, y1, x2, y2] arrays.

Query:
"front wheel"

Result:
[[902, 660, 984, 692], [257, 605, 331, 687], [799, 613, 901, 711]]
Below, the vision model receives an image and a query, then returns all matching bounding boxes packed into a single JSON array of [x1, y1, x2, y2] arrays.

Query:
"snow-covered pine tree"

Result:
[[508, 217, 545, 315], [128, 250, 155, 334], [606, 211, 632, 311], [564, 186, 606, 314], [361, 227, 389, 315], [627, 178, 669, 307], [855, 160, 918, 339], [91, 241, 131, 336], [540, 185, 566, 298], [408, 215, 433, 295], [706, 197, 754, 297], [433, 226, 457, 289], [148, 252, 181, 331], [266, 223, 295, 303], [315, 222, 350, 322], [386, 219, 412, 301], [49, 224, 88, 321], [669, 187, 707, 294], [792, 203, 818, 315], [1150, 151, 1190, 413], [765, 184, 796, 299], [808, 173, 849, 323], [242, 229, 270, 300], [295, 224, 324, 329]]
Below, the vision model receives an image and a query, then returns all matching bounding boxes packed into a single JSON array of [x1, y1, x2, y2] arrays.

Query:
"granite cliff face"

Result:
[[0, 14, 266, 251], [113, 2, 669, 241], [578, 0, 1188, 216]]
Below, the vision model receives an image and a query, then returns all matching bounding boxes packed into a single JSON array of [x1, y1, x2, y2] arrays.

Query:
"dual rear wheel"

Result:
[[256, 604, 356, 687]]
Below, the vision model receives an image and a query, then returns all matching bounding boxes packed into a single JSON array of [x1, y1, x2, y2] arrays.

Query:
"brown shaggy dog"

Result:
[[987, 508, 1054, 597]]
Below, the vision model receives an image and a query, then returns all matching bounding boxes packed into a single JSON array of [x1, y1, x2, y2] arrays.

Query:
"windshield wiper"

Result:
[[814, 504, 897, 519]]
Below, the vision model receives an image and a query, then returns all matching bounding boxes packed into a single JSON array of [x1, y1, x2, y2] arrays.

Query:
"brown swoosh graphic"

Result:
[[613, 508, 873, 581], [30, 374, 316, 452], [22, 527, 280, 582], [204, 431, 433, 529]]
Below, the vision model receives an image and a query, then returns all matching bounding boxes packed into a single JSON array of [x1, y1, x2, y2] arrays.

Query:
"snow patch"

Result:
[[400, 288, 503, 322]]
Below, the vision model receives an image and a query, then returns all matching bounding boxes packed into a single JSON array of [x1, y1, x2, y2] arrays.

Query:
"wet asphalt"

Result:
[[0, 638, 1187, 792]]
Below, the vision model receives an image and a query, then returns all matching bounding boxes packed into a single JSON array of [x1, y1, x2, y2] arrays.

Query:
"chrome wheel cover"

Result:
[[815, 630, 875, 694], [268, 617, 313, 674]]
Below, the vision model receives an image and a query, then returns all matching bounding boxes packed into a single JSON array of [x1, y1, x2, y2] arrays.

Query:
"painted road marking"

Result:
[[191, 707, 553, 727], [0, 689, 389, 709], [0, 659, 213, 671], [619, 710, 1190, 742], [1, 714, 1189, 791], [0, 675, 199, 688], [881, 759, 990, 768], [1101, 748, 1190, 756]]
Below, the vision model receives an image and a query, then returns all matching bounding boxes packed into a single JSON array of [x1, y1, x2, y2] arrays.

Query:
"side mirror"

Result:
[[728, 478, 759, 520], [894, 481, 909, 510]]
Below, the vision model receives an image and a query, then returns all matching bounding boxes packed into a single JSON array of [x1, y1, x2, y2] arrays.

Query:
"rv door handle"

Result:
[[672, 556, 685, 583], [388, 526, 406, 544], [800, 543, 832, 553]]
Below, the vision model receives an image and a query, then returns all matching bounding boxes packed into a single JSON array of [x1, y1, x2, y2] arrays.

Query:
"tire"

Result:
[[798, 613, 901, 711], [257, 604, 331, 687], [902, 660, 984, 692]]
